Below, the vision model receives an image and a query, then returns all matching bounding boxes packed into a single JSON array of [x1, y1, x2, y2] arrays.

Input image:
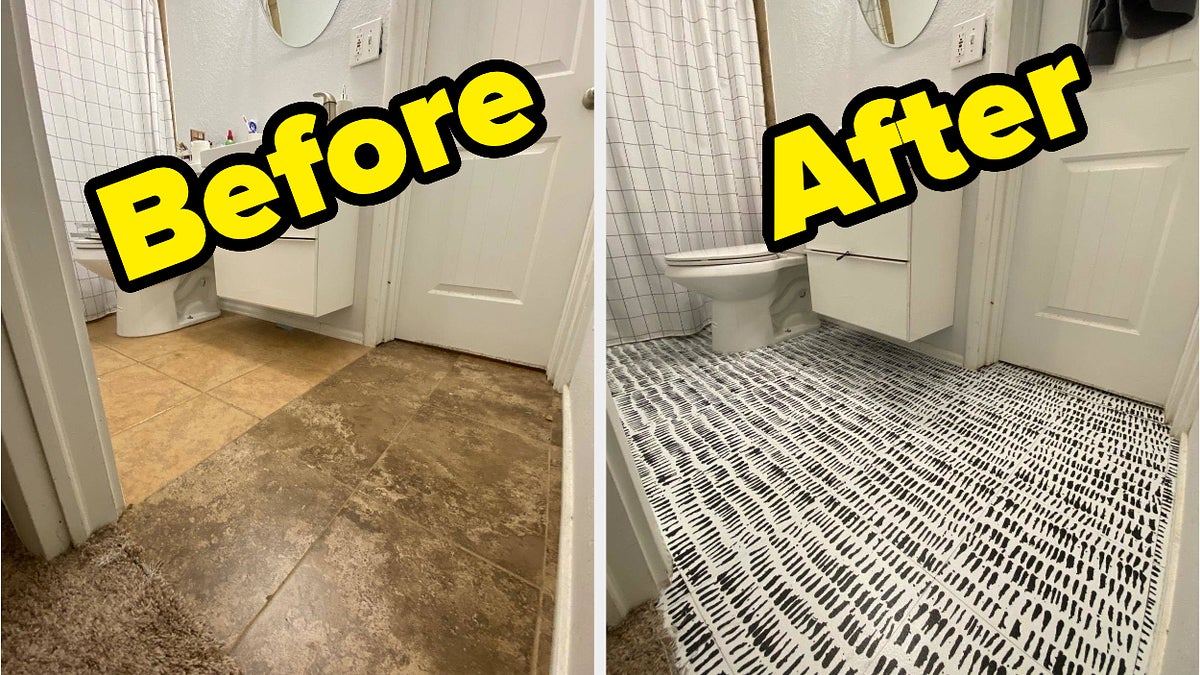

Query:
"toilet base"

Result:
[[710, 299, 820, 353], [113, 268, 220, 338], [115, 299, 219, 337]]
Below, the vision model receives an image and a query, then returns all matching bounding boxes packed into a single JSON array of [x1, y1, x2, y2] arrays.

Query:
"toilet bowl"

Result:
[[664, 243, 819, 353], [72, 237, 220, 337]]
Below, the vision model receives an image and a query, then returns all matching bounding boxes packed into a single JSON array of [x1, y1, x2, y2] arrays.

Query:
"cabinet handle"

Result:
[[804, 249, 909, 264]]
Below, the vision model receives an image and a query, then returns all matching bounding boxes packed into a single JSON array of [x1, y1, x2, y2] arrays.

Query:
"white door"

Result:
[[393, 0, 593, 367], [999, 1, 1198, 404]]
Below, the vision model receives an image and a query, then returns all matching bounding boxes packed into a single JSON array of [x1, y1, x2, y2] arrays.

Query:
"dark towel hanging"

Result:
[[1085, 0, 1197, 65]]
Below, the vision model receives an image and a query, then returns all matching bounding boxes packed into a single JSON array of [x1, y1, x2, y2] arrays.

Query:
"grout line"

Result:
[[105, 386, 204, 437]]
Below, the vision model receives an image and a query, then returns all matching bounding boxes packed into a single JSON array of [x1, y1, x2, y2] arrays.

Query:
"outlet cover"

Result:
[[951, 15, 986, 68], [350, 18, 383, 67]]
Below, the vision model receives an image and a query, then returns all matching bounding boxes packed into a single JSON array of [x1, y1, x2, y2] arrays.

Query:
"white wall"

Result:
[[605, 394, 673, 626], [763, 0, 995, 359], [162, 0, 393, 341]]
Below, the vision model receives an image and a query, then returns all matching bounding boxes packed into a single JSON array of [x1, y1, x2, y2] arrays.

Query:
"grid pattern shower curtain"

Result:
[[605, 0, 767, 345], [25, 0, 176, 321]]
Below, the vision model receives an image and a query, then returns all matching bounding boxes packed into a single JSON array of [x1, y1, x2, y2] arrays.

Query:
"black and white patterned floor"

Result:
[[608, 323, 1180, 675]]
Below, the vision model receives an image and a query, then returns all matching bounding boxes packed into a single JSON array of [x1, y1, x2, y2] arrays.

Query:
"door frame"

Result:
[[2, 0, 124, 557], [361, 0, 432, 349], [962, 0, 1197, 434]]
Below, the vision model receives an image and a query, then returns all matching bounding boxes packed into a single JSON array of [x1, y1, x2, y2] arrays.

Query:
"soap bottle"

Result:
[[225, 129, 234, 145]]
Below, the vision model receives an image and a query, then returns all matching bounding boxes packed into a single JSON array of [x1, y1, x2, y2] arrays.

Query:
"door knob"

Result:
[[582, 87, 594, 110]]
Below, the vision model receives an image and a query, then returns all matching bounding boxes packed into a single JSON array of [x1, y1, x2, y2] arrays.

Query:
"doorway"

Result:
[[391, 0, 594, 368], [998, 0, 1199, 404]]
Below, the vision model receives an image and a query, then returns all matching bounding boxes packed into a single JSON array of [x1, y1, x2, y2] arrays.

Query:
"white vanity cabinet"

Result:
[[212, 208, 357, 317], [199, 139, 357, 317], [805, 188, 962, 342]]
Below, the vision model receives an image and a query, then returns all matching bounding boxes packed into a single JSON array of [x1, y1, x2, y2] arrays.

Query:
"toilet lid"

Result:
[[664, 243, 778, 266]]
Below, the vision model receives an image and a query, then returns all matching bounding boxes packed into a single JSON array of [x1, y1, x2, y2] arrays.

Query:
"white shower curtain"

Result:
[[25, 0, 176, 321], [605, 0, 767, 345]]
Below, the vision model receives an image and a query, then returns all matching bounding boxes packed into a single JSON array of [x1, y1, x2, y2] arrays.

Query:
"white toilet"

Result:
[[72, 235, 220, 337], [664, 243, 819, 353]]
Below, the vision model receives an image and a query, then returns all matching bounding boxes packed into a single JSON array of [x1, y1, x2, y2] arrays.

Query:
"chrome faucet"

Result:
[[313, 91, 337, 119]]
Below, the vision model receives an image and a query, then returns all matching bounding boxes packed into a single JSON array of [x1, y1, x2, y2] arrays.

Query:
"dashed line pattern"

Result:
[[608, 323, 1178, 675]]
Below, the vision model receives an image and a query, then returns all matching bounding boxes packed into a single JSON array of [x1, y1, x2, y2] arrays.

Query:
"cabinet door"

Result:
[[806, 207, 909, 261], [807, 250, 912, 340], [214, 239, 317, 315]]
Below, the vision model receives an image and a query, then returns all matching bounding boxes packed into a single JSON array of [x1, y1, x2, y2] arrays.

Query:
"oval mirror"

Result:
[[262, 0, 340, 48], [857, 0, 938, 48]]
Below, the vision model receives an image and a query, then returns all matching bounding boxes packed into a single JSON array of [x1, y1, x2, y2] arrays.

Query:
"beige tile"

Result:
[[209, 360, 330, 418], [93, 319, 213, 363], [194, 316, 305, 362], [283, 333, 370, 376], [98, 364, 200, 433], [112, 395, 255, 504], [85, 315, 119, 345], [144, 342, 268, 391], [231, 491, 539, 673], [90, 344, 135, 376]]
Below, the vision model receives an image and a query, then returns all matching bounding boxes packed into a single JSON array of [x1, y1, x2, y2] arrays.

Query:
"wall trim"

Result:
[[1146, 427, 1192, 675], [2, 0, 123, 556], [552, 381, 591, 674], [548, 206, 595, 391], [826, 318, 965, 368], [1166, 313, 1199, 437], [362, 0, 432, 347], [962, 0, 1041, 371], [217, 299, 364, 345], [604, 393, 672, 624]]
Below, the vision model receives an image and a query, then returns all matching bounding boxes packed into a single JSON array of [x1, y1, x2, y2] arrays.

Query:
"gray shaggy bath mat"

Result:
[[2, 522, 240, 674]]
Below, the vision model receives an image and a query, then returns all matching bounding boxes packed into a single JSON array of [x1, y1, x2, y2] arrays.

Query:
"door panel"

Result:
[[395, 0, 593, 367], [999, 2, 1198, 403]]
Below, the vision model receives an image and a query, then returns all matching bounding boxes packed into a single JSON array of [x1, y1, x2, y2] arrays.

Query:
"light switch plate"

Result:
[[350, 18, 383, 67], [951, 15, 986, 68]]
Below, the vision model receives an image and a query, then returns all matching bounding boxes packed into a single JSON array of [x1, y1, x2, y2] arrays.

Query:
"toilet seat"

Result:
[[664, 243, 779, 267]]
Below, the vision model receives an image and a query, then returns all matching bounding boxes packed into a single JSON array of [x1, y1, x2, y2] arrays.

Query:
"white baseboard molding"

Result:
[[1148, 428, 1195, 675], [550, 382, 578, 674], [218, 299, 365, 346]]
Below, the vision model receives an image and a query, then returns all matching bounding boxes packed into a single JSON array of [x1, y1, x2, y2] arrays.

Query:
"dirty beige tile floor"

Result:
[[87, 313, 368, 504], [113, 338, 563, 673]]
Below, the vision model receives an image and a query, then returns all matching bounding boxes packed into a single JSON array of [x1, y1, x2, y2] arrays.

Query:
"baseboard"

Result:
[[824, 318, 966, 368], [907, 338, 966, 368], [550, 383, 576, 674], [1147, 429, 1193, 675], [218, 299, 365, 345]]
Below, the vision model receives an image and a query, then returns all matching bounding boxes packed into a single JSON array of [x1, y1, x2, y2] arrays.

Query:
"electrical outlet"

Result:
[[350, 18, 383, 67], [951, 15, 986, 68]]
